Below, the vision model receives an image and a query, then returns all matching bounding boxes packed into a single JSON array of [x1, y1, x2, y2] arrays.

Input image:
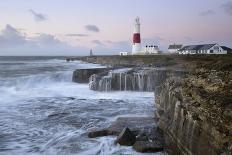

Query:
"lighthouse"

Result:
[[132, 17, 141, 54]]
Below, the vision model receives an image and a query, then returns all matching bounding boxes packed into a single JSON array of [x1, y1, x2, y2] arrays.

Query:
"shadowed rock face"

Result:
[[155, 69, 232, 155], [116, 127, 136, 146], [89, 68, 187, 92], [72, 68, 111, 83]]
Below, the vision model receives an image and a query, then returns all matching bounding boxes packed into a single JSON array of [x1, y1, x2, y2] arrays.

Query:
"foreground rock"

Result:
[[115, 127, 136, 146], [133, 141, 164, 153], [88, 117, 165, 153], [88, 117, 157, 137], [72, 68, 111, 83]]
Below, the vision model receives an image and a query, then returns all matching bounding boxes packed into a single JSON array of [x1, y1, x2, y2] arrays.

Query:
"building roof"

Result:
[[168, 44, 182, 49], [221, 46, 232, 53], [180, 44, 216, 51], [145, 45, 158, 47]]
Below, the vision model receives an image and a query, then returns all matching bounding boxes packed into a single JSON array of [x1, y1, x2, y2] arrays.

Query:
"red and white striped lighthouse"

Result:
[[132, 17, 141, 54]]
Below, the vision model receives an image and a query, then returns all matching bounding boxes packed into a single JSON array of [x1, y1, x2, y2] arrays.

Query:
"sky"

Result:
[[0, 0, 232, 56]]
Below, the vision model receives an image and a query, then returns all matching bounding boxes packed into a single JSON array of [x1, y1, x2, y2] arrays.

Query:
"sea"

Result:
[[0, 56, 159, 155]]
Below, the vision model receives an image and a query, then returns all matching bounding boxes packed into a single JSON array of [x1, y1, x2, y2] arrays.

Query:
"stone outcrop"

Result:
[[155, 68, 232, 155], [72, 68, 111, 83], [89, 68, 187, 92]]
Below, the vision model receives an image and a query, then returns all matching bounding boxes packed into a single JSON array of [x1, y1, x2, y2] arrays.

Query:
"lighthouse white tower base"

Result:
[[132, 43, 141, 54]]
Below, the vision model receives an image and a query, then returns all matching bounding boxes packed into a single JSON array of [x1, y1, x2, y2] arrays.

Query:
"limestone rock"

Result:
[[115, 127, 136, 146], [72, 68, 111, 83], [155, 67, 232, 155], [88, 130, 109, 138], [133, 141, 164, 153]]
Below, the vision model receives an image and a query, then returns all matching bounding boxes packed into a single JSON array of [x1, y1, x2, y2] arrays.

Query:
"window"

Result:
[[210, 50, 213, 53]]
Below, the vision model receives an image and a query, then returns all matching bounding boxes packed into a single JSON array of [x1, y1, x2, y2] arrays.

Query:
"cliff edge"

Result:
[[155, 58, 232, 155]]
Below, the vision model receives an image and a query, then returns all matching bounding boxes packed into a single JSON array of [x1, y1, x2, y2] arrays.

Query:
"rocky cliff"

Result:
[[155, 62, 232, 155], [70, 55, 232, 154]]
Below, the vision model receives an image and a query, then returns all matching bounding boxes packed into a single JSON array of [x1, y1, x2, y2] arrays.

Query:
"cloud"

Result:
[[66, 33, 89, 37], [33, 33, 62, 46], [199, 9, 215, 16], [29, 9, 47, 22], [85, 25, 100, 32], [92, 40, 104, 45], [0, 24, 89, 55], [222, 1, 232, 16], [0, 24, 26, 47]]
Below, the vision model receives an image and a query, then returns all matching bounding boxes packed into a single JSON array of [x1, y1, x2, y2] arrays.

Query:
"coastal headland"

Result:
[[69, 55, 232, 154]]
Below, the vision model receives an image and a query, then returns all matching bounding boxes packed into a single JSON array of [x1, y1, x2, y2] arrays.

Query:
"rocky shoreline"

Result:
[[87, 117, 165, 153], [70, 55, 232, 154]]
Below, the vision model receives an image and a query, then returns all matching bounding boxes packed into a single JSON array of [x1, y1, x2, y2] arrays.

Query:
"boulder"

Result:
[[115, 127, 136, 146], [133, 141, 164, 153]]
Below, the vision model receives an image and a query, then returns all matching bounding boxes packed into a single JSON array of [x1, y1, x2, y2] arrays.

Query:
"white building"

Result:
[[119, 52, 129, 56], [168, 44, 182, 54], [144, 45, 159, 54], [179, 44, 228, 54]]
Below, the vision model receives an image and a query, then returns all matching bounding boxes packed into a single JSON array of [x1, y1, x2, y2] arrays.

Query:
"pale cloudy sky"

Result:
[[0, 0, 232, 56]]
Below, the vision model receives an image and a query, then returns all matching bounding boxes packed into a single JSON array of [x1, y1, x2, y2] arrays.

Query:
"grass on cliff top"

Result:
[[82, 54, 232, 71]]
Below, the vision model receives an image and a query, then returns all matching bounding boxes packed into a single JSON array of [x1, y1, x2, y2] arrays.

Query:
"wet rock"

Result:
[[87, 129, 118, 138], [72, 68, 111, 83], [88, 117, 165, 151], [107, 117, 158, 137], [89, 67, 187, 92], [136, 133, 149, 141], [115, 127, 136, 146], [87, 117, 157, 138], [88, 130, 109, 138], [133, 141, 164, 153]]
